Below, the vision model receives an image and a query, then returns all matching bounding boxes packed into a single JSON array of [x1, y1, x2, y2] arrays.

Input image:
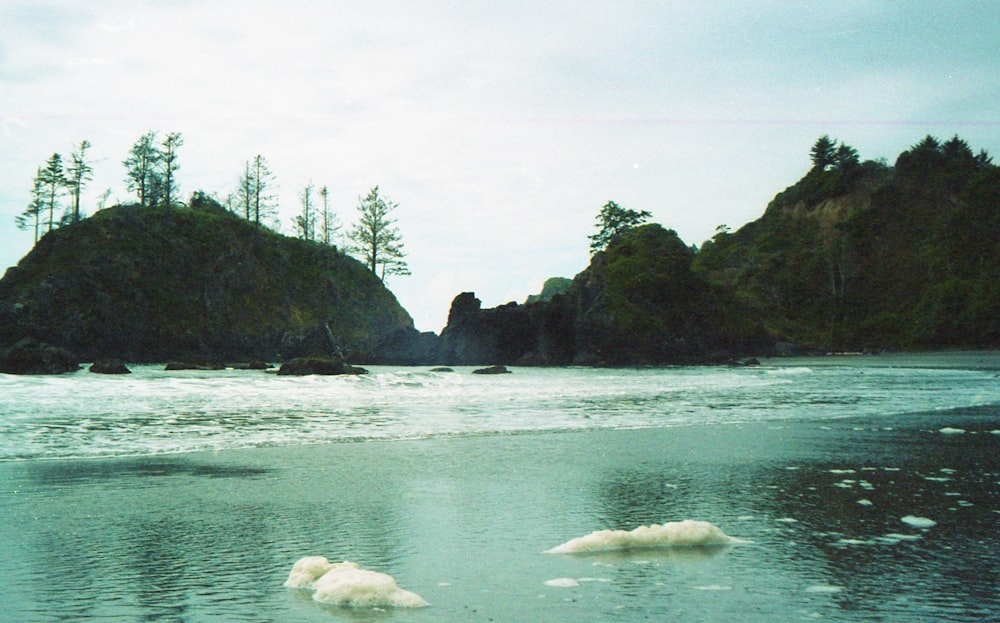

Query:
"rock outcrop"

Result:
[[0, 204, 418, 363], [0, 338, 79, 375], [438, 225, 774, 366]]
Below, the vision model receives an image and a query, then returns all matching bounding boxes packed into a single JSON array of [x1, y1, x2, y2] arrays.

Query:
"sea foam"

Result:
[[284, 557, 428, 608], [544, 520, 740, 554]]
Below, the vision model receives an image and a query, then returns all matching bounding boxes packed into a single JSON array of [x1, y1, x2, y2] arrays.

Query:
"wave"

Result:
[[544, 520, 742, 554]]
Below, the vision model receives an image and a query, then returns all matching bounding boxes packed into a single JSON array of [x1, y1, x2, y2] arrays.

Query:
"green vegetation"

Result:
[[695, 134, 999, 351], [0, 199, 414, 362]]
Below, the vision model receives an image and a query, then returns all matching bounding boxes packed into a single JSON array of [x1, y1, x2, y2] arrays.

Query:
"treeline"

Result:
[[15, 132, 409, 282], [694, 134, 999, 350]]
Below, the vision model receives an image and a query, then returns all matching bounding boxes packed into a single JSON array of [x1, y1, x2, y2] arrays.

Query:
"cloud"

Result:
[[0, 1, 998, 330]]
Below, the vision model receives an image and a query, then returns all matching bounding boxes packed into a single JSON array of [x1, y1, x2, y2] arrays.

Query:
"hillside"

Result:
[[694, 135, 1000, 351], [0, 200, 419, 362]]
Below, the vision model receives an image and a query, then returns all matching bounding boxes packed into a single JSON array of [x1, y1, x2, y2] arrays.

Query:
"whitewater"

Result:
[[2, 352, 998, 622], [1, 352, 998, 460]]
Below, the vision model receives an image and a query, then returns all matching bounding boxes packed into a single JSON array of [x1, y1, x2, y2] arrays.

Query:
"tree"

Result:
[[810, 135, 838, 171], [160, 132, 183, 208], [588, 200, 651, 254], [295, 182, 317, 241], [65, 139, 93, 223], [39, 153, 65, 233], [319, 185, 341, 246], [347, 186, 410, 281], [15, 168, 46, 242], [124, 131, 161, 207], [835, 143, 860, 170], [236, 155, 277, 225]]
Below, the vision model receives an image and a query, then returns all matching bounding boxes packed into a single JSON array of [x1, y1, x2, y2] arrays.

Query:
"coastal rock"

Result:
[[472, 365, 511, 375], [89, 358, 131, 374], [277, 357, 368, 376], [165, 361, 226, 371], [230, 360, 271, 370], [438, 225, 774, 367], [0, 204, 416, 363], [0, 338, 79, 375]]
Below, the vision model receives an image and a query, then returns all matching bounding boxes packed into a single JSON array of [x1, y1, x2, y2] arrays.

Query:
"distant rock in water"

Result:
[[277, 357, 368, 376], [89, 358, 131, 374], [165, 361, 226, 371], [0, 338, 79, 375], [472, 365, 511, 375], [0, 204, 425, 363]]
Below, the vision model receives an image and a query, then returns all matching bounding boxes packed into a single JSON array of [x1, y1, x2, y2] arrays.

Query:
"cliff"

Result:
[[0, 202, 421, 363]]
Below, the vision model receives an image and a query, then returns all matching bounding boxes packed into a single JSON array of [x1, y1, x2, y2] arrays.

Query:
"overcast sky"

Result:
[[2, 1, 998, 332]]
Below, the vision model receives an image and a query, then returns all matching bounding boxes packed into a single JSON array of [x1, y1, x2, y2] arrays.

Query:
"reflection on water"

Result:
[[1, 406, 998, 621]]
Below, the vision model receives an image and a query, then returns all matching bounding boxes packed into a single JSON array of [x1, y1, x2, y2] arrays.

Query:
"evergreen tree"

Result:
[[810, 135, 838, 171], [15, 168, 46, 242], [347, 186, 409, 281], [295, 182, 317, 241], [160, 132, 183, 208], [124, 131, 161, 207], [235, 155, 278, 225], [39, 153, 65, 233], [588, 200, 651, 254], [319, 185, 341, 246], [65, 139, 93, 223]]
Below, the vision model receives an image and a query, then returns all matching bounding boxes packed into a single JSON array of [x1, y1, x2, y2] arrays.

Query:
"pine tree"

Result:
[[347, 186, 410, 281], [65, 139, 94, 223], [588, 200, 651, 254], [160, 132, 183, 208], [810, 135, 838, 171], [39, 153, 65, 233], [15, 168, 46, 242], [124, 131, 161, 207], [295, 182, 316, 241]]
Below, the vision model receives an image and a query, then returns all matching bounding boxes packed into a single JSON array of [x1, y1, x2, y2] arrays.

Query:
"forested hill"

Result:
[[694, 135, 1000, 351], [0, 198, 418, 362]]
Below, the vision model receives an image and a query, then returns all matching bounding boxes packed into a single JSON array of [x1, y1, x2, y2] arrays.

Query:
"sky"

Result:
[[1, 1, 998, 332]]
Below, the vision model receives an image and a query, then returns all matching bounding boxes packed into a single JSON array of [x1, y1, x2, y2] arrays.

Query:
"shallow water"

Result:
[[1, 353, 998, 622]]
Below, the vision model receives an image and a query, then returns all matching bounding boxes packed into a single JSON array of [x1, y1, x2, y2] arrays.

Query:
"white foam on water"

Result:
[[284, 557, 428, 608], [805, 584, 844, 593], [857, 499, 873, 506], [901, 515, 937, 528], [544, 520, 740, 554], [544, 578, 580, 588], [693, 584, 733, 591], [939, 427, 966, 434], [877, 533, 923, 544]]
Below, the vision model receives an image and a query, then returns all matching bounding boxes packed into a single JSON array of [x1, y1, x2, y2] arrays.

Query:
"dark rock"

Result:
[[277, 357, 368, 376], [165, 361, 226, 371], [472, 365, 511, 375], [429, 367, 454, 372], [89, 358, 131, 374], [230, 360, 271, 370], [0, 338, 79, 375]]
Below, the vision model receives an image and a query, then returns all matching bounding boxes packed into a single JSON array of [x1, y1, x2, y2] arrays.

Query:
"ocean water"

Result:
[[1, 352, 998, 621]]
